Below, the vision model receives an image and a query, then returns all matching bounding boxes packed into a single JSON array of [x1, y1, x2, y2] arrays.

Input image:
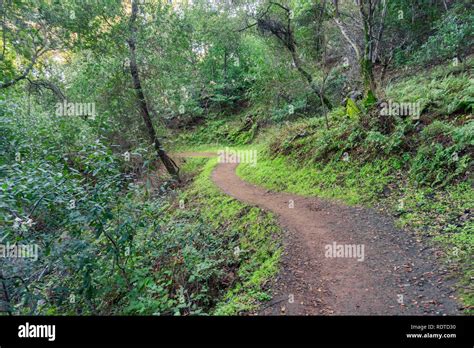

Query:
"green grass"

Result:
[[180, 157, 283, 314], [170, 116, 259, 150], [385, 57, 473, 116], [237, 153, 399, 205]]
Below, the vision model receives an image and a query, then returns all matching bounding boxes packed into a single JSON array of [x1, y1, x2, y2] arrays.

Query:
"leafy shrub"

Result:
[[119, 198, 241, 315], [452, 122, 474, 147], [271, 99, 307, 122], [415, 121, 472, 185], [176, 118, 257, 146], [410, 143, 470, 187], [420, 120, 454, 142], [365, 130, 389, 150], [412, 10, 473, 65], [385, 59, 473, 117]]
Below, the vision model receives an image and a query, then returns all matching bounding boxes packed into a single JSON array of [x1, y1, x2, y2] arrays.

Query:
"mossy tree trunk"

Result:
[[359, 1, 377, 101]]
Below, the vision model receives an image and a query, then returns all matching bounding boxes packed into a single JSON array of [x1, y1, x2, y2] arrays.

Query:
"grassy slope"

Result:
[[180, 157, 282, 314]]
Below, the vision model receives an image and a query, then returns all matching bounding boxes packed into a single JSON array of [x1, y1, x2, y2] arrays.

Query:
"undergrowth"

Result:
[[180, 158, 282, 314]]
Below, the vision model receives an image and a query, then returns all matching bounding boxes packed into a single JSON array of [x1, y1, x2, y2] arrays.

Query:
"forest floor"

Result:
[[176, 152, 462, 315]]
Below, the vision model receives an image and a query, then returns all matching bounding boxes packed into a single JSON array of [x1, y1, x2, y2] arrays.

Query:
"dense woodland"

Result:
[[0, 0, 472, 315]]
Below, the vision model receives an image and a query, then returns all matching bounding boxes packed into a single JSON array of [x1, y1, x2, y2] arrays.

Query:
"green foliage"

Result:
[[452, 121, 474, 147], [385, 58, 473, 117], [271, 98, 308, 122], [0, 104, 280, 315], [346, 99, 361, 119], [175, 118, 258, 147], [410, 143, 469, 187], [409, 120, 472, 187], [412, 8, 473, 65], [0, 103, 129, 314], [363, 90, 377, 109], [185, 158, 282, 314], [2, 0, 473, 317], [122, 197, 241, 315], [420, 120, 454, 141], [1, 84, 280, 315]]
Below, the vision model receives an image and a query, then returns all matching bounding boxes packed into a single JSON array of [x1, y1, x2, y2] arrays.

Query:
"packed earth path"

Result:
[[175, 152, 462, 315]]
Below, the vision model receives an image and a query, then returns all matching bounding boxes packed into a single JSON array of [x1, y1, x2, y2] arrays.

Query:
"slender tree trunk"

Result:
[[334, 17, 360, 62], [361, 41, 376, 96], [442, 0, 448, 11], [334, 0, 377, 99], [223, 48, 228, 82], [223, 48, 228, 95], [320, 33, 330, 129], [359, 0, 377, 99], [372, 0, 387, 64], [127, 0, 179, 180]]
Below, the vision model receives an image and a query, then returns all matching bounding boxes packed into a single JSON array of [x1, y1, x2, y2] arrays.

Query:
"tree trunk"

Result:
[[361, 51, 376, 96], [372, 0, 387, 64], [359, 1, 377, 99], [127, 0, 179, 180], [223, 48, 228, 82]]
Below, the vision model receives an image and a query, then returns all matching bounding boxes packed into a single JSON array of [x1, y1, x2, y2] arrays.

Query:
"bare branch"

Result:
[[333, 17, 360, 61], [238, 21, 257, 32]]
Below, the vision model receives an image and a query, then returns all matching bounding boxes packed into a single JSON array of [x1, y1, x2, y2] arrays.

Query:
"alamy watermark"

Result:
[[217, 147, 257, 166], [55, 101, 96, 120], [380, 100, 421, 120], [18, 322, 55, 341], [0, 243, 39, 261], [325, 242, 365, 262]]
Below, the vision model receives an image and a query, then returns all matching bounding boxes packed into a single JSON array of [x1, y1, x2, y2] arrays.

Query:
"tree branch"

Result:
[[0, 47, 47, 89], [333, 16, 360, 61], [26, 78, 66, 101]]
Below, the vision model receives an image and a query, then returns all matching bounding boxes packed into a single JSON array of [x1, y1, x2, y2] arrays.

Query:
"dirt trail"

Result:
[[179, 152, 461, 315]]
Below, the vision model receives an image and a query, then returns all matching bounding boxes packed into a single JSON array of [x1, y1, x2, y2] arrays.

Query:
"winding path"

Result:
[[177, 152, 461, 315]]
